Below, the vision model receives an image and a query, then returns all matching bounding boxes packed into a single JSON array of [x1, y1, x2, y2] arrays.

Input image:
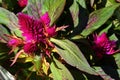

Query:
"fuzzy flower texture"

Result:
[[8, 12, 58, 57], [19, 12, 57, 56], [18, 0, 28, 7], [93, 33, 118, 59]]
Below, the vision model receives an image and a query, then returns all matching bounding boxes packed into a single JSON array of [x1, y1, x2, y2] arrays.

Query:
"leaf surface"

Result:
[[51, 38, 97, 75], [50, 57, 74, 80], [26, 0, 66, 25], [81, 4, 120, 37]]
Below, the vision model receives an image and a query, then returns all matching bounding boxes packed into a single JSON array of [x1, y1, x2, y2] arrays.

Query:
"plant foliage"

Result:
[[0, 0, 120, 80]]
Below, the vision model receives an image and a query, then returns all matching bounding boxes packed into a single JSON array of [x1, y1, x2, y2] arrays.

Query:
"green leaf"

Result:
[[25, 0, 42, 19], [0, 25, 10, 42], [99, 23, 112, 35], [44, 0, 66, 25], [69, 0, 81, 27], [51, 38, 98, 75], [0, 65, 15, 80], [113, 20, 120, 30], [0, 43, 10, 61], [94, 67, 115, 80], [50, 56, 74, 80], [109, 33, 118, 41], [70, 34, 84, 40], [77, 0, 86, 9], [26, 0, 66, 25], [32, 55, 42, 72], [12, 28, 22, 38], [117, 69, 120, 77], [70, 68, 88, 80], [0, 7, 22, 37], [114, 53, 120, 69], [69, 0, 86, 27], [81, 4, 120, 37], [0, 7, 18, 30], [68, 0, 88, 37], [108, 0, 117, 4]]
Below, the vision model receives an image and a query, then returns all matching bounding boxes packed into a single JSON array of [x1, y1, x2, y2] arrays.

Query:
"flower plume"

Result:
[[18, 0, 28, 7], [92, 33, 118, 58], [18, 12, 56, 55]]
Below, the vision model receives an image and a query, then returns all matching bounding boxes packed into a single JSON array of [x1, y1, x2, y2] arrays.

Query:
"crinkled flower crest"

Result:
[[18, 0, 28, 7], [93, 32, 118, 58], [4, 35, 23, 54], [5, 12, 67, 66], [8, 38, 21, 47], [18, 12, 56, 55]]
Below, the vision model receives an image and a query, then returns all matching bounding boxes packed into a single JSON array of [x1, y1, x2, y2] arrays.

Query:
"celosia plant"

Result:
[[0, 0, 120, 80], [92, 32, 119, 59], [6, 12, 67, 67], [18, 0, 28, 7], [18, 12, 56, 55], [7, 12, 57, 66]]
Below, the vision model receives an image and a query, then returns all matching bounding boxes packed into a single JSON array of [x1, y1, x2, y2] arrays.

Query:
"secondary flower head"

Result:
[[4, 34, 23, 47], [8, 38, 21, 47], [4, 35, 23, 54], [92, 32, 117, 58], [18, 0, 28, 7], [18, 12, 56, 55]]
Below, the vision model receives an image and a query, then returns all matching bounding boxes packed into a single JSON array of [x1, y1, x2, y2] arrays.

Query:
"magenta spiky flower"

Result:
[[18, 12, 56, 55], [23, 42, 38, 54], [8, 38, 20, 47], [5, 35, 23, 54], [4, 34, 23, 48], [18, 13, 45, 43], [18, 0, 28, 7], [93, 32, 118, 58]]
